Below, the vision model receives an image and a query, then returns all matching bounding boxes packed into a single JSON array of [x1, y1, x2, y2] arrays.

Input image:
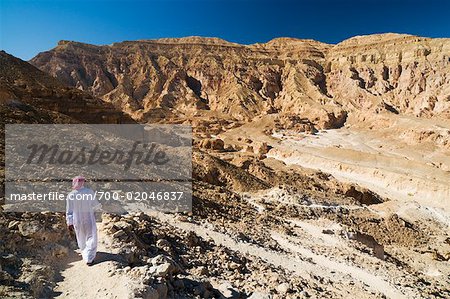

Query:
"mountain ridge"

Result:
[[29, 33, 450, 125], [0, 50, 134, 124], [51, 33, 447, 49]]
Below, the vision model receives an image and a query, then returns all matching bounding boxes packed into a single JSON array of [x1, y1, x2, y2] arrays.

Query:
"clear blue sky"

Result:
[[1, 0, 449, 60]]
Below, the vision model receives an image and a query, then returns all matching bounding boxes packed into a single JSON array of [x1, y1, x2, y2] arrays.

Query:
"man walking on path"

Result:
[[66, 176, 100, 266]]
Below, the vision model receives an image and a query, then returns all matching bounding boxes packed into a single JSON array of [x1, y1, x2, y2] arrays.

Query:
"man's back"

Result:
[[67, 187, 98, 224]]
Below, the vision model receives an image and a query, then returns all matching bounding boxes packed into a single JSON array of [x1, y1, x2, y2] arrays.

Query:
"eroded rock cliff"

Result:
[[30, 34, 450, 125], [0, 51, 134, 124]]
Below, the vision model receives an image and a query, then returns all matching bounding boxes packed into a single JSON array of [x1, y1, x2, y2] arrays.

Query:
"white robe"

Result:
[[66, 187, 100, 263]]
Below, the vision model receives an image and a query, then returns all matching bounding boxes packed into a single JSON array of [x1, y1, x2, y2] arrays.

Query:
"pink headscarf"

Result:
[[72, 176, 85, 190]]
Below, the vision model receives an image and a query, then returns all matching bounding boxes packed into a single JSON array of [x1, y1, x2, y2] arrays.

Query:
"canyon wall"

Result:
[[30, 34, 450, 125]]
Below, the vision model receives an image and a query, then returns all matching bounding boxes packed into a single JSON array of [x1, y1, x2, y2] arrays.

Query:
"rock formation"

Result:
[[30, 34, 450, 125], [0, 50, 134, 124]]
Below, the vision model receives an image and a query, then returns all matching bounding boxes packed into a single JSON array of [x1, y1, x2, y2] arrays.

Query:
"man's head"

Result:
[[72, 176, 85, 190]]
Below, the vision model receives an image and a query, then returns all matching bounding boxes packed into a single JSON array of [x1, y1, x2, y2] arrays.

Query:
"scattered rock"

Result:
[[277, 282, 290, 294], [156, 239, 172, 251], [248, 292, 272, 299], [253, 142, 270, 155], [217, 281, 240, 299], [199, 138, 225, 151]]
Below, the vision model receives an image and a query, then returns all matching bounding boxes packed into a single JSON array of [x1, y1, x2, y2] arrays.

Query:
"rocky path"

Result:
[[148, 210, 411, 299], [46, 207, 444, 298], [271, 233, 407, 299], [53, 223, 131, 298]]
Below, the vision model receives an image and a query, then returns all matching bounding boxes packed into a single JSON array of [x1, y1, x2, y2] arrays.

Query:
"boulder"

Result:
[[276, 282, 290, 294], [148, 254, 181, 277], [199, 138, 225, 151], [217, 282, 240, 299], [156, 239, 172, 251], [248, 292, 272, 299], [18, 221, 42, 237], [252, 142, 270, 155]]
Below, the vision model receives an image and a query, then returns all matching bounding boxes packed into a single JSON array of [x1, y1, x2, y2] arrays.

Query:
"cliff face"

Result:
[[28, 37, 336, 125], [327, 34, 450, 118], [30, 34, 450, 125], [0, 51, 134, 124]]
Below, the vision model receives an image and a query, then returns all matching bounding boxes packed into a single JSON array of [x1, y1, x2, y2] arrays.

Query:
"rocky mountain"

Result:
[[327, 34, 450, 118], [0, 50, 134, 208], [30, 33, 450, 125], [0, 50, 134, 124]]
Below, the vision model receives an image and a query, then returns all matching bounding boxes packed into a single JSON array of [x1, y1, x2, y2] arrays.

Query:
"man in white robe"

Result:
[[66, 176, 100, 266]]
